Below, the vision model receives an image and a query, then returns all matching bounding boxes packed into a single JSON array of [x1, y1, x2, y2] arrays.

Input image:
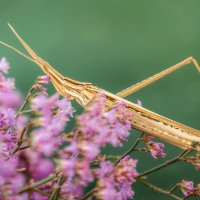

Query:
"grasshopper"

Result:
[[1, 24, 200, 150]]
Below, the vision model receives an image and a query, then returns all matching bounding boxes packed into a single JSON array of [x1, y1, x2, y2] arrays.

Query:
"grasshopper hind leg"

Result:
[[116, 57, 200, 98]]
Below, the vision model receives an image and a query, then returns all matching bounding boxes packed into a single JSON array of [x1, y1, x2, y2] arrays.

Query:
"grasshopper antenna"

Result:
[[0, 40, 35, 64]]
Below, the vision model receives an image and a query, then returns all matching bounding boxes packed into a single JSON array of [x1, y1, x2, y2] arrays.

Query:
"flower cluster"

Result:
[[136, 100, 166, 159], [31, 93, 73, 156], [2, 56, 199, 200], [179, 180, 200, 197], [183, 146, 200, 170], [0, 57, 22, 108], [58, 93, 137, 199], [0, 57, 138, 199], [95, 156, 138, 199], [143, 135, 166, 159], [0, 58, 26, 199]]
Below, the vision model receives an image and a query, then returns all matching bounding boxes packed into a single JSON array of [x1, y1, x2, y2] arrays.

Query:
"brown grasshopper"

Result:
[[1, 24, 200, 150]]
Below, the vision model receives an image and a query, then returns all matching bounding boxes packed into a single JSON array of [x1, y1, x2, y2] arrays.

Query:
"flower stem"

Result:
[[79, 188, 97, 200], [17, 109, 35, 115], [115, 132, 144, 165], [138, 178, 182, 200], [50, 175, 66, 200], [12, 123, 30, 155], [33, 188, 64, 200], [169, 184, 178, 194], [19, 172, 60, 194], [139, 149, 189, 177], [16, 84, 36, 119]]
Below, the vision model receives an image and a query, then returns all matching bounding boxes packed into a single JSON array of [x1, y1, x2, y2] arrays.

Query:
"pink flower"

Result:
[[76, 160, 94, 185], [194, 163, 200, 170], [0, 90, 22, 109], [144, 136, 166, 159], [0, 157, 18, 178], [149, 142, 166, 159], [78, 141, 99, 160], [192, 148, 200, 170], [136, 99, 142, 107], [31, 93, 58, 111], [31, 94, 72, 132], [31, 93, 72, 155], [179, 180, 195, 197], [118, 182, 134, 200], [35, 75, 50, 92], [32, 128, 63, 156], [0, 57, 9, 74], [0, 157, 26, 200], [96, 161, 115, 181], [20, 149, 55, 181], [37, 75, 50, 85], [115, 156, 139, 184], [95, 156, 138, 200], [0, 62, 22, 109], [61, 180, 84, 199], [77, 93, 133, 147], [96, 180, 118, 200], [60, 158, 76, 178], [0, 74, 15, 92], [0, 108, 17, 159]]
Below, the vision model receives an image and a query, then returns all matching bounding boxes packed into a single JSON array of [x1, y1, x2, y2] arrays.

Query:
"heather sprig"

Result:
[[0, 57, 200, 200]]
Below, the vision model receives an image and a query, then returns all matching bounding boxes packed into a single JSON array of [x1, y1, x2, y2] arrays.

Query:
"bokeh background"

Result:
[[0, 1, 200, 199]]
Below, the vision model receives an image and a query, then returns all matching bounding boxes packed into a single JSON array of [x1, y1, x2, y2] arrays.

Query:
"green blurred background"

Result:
[[0, 0, 200, 199]]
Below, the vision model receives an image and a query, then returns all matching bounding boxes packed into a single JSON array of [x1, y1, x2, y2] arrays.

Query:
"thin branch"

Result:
[[138, 178, 182, 200], [139, 149, 189, 177], [79, 188, 97, 200], [19, 171, 60, 194], [33, 188, 64, 200], [115, 133, 144, 165], [15, 84, 36, 119], [169, 184, 178, 194], [50, 175, 66, 200], [17, 109, 35, 115], [12, 123, 30, 155]]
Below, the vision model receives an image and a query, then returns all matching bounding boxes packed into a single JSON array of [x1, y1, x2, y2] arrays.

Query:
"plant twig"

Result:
[[50, 175, 66, 200], [19, 171, 60, 194], [139, 149, 189, 177], [138, 178, 182, 200], [169, 184, 179, 194], [79, 188, 97, 200], [12, 123, 30, 155], [15, 84, 36, 119], [17, 109, 35, 115], [115, 132, 144, 165]]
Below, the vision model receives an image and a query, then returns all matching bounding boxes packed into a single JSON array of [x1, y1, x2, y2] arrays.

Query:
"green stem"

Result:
[[182, 194, 193, 200], [139, 149, 189, 177], [33, 189, 64, 200], [79, 188, 97, 200], [19, 172, 60, 194], [33, 188, 51, 197], [138, 178, 182, 200], [115, 133, 144, 165], [16, 84, 36, 119], [134, 147, 148, 152], [169, 184, 178, 194], [50, 175, 66, 200], [12, 123, 30, 155], [17, 109, 35, 115], [18, 145, 31, 151]]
